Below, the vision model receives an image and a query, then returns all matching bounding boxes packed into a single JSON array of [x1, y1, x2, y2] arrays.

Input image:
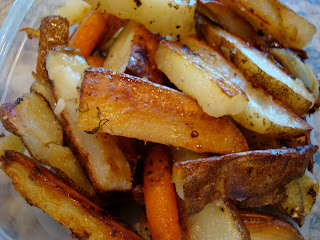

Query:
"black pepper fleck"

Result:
[[15, 97, 24, 105]]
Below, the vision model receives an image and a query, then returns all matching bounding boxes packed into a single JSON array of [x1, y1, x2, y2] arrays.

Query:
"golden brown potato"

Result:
[[0, 93, 94, 197], [78, 68, 249, 154], [104, 21, 167, 85], [208, 0, 316, 49], [52, 0, 94, 25], [276, 173, 319, 226], [172, 145, 318, 216], [155, 38, 248, 118], [156, 35, 312, 137], [270, 48, 319, 104], [85, 0, 197, 37], [35, 16, 69, 81], [240, 210, 304, 240], [0, 151, 142, 240], [180, 199, 250, 240], [198, 17, 315, 116], [197, 1, 264, 46], [46, 47, 134, 192], [0, 133, 25, 156]]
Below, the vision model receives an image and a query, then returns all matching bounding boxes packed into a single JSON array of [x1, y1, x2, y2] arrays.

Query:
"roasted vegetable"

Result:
[[143, 145, 183, 240], [172, 145, 318, 216], [155, 38, 248, 118], [0, 93, 94, 197], [156, 35, 312, 137], [78, 68, 249, 154], [276, 173, 319, 226], [207, 0, 317, 49], [84, 0, 197, 37], [46, 47, 134, 192], [0, 133, 25, 156], [35, 16, 69, 81], [0, 151, 142, 240], [198, 17, 315, 116], [52, 0, 94, 25], [180, 199, 250, 240], [104, 21, 166, 85], [240, 210, 304, 240]]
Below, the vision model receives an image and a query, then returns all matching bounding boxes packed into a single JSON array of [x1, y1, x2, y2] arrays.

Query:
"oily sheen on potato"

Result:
[[0, 151, 142, 240], [198, 18, 315, 116], [77, 68, 249, 154], [156, 36, 312, 137], [204, 0, 317, 49], [0, 93, 94, 197]]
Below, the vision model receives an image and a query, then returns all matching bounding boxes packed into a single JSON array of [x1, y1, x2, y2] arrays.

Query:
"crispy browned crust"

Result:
[[239, 209, 304, 240], [224, 200, 251, 240], [78, 68, 249, 154], [124, 23, 167, 85], [0, 151, 142, 240], [160, 38, 247, 99], [0, 94, 94, 197], [174, 145, 318, 216], [198, 17, 313, 116], [36, 16, 69, 81], [97, 14, 128, 48]]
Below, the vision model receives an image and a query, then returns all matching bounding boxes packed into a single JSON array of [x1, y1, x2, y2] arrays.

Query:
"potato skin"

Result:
[[173, 145, 318, 216], [36, 16, 69, 81], [0, 151, 142, 240], [78, 68, 249, 154], [239, 210, 304, 240]]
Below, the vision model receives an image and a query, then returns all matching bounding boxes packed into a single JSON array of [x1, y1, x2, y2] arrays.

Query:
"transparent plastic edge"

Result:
[[0, 0, 35, 74]]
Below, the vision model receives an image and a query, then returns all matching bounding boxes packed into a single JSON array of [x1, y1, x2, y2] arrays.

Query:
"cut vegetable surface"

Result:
[[78, 68, 249, 154], [0, 151, 142, 240], [85, 0, 197, 37]]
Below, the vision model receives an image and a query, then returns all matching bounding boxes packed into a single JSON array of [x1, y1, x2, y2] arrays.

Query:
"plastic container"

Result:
[[0, 0, 319, 239]]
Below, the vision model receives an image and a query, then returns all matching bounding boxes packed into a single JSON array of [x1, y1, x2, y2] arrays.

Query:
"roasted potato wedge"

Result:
[[46, 47, 133, 192], [85, 0, 197, 37], [180, 199, 250, 240], [198, 18, 315, 116], [52, 0, 94, 25], [0, 133, 25, 156], [104, 21, 166, 85], [0, 151, 142, 240], [208, 0, 317, 49], [270, 48, 319, 104], [198, 1, 264, 46], [0, 93, 94, 196], [277, 172, 319, 226], [78, 68, 249, 154], [240, 210, 304, 240], [35, 16, 69, 82], [172, 145, 318, 216], [155, 38, 248, 118], [156, 35, 312, 137]]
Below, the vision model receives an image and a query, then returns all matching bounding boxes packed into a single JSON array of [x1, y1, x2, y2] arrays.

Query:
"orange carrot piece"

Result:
[[87, 56, 105, 67], [69, 9, 108, 59], [143, 144, 183, 240]]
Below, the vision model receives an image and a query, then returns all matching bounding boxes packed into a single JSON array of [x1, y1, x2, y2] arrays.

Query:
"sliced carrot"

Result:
[[87, 56, 105, 67], [143, 144, 183, 240], [69, 9, 108, 59]]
